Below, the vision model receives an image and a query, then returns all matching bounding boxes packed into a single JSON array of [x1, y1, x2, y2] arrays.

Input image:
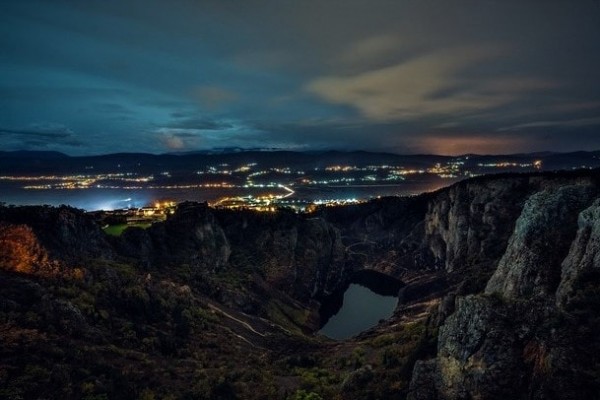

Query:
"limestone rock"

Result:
[[556, 199, 600, 306], [485, 184, 595, 298]]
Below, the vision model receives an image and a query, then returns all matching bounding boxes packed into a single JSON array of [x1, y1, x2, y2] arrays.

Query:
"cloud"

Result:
[[158, 130, 187, 150], [0, 123, 83, 150], [548, 102, 600, 113], [0, 123, 81, 141], [248, 118, 420, 153], [192, 86, 239, 110], [498, 116, 600, 132], [154, 125, 237, 151], [2, 1, 600, 154], [0, 123, 73, 138], [411, 133, 532, 156], [232, 49, 294, 70], [337, 34, 407, 72], [153, 115, 241, 150], [167, 116, 233, 131], [95, 102, 134, 115], [307, 46, 562, 122]]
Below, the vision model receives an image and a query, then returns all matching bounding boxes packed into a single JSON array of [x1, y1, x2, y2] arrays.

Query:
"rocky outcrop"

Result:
[[118, 202, 231, 272], [0, 205, 114, 264], [322, 174, 598, 284], [556, 199, 600, 306], [0, 223, 51, 274], [408, 178, 600, 400], [485, 184, 596, 298], [116, 203, 347, 304], [317, 195, 430, 277], [424, 177, 532, 273], [0, 273, 90, 336], [409, 293, 600, 400], [215, 209, 347, 302]]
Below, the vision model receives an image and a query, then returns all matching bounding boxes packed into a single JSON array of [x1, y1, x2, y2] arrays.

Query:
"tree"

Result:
[[288, 389, 323, 400], [0, 223, 49, 274]]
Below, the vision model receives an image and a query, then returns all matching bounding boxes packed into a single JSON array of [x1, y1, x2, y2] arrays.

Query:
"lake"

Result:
[[319, 283, 398, 340], [0, 179, 454, 210]]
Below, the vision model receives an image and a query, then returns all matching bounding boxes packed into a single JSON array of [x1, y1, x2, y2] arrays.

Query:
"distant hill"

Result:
[[0, 149, 599, 174]]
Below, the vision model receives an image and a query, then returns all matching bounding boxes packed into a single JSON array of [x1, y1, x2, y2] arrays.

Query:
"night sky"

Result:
[[2, 1, 600, 155]]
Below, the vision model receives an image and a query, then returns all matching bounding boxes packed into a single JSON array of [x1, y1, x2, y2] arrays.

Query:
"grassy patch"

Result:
[[103, 223, 152, 236], [265, 298, 312, 333]]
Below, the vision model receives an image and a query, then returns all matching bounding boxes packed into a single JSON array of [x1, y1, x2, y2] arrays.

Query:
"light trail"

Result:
[[278, 183, 295, 198]]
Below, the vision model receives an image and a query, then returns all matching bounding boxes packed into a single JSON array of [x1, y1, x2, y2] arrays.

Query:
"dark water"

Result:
[[294, 179, 452, 200], [0, 179, 454, 211], [319, 284, 398, 340], [0, 185, 282, 210]]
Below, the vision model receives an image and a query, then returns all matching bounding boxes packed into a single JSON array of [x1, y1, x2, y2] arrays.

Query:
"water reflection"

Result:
[[319, 284, 398, 340], [0, 180, 451, 211]]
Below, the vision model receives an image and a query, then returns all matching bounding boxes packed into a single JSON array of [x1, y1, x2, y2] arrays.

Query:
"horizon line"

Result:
[[2, 148, 599, 159]]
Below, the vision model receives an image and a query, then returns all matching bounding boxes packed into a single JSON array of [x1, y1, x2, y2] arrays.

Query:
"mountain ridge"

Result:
[[2, 149, 599, 176]]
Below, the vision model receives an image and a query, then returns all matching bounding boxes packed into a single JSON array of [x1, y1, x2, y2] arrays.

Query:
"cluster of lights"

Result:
[[325, 165, 357, 172], [313, 198, 364, 206], [210, 184, 294, 212], [302, 177, 357, 185], [7, 173, 155, 190], [325, 165, 399, 172], [4, 158, 552, 195], [243, 183, 278, 188], [148, 183, 235, 189], [0, 172, 150, 181], [477, 160, 542, 169], [99, 200, 178, 224]]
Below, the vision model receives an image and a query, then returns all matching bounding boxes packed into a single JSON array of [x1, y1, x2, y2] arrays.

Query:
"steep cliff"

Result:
[[408, 176, 600, 400], [215, 209, 347, 302], [556, 199, 600, 306], [117, 202, 231, 272], [318, 195, 430, 277], [321, 174, 593, 281], [0, 205, 114, 264], [423, 177, 532, 273]]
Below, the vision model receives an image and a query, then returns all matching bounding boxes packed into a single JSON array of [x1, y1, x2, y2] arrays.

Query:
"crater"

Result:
[[318, 270, 404, 340]]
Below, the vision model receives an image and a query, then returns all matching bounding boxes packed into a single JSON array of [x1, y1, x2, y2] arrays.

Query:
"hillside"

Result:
[[1, 169, 599, 399], [1, 150, 600, 174]]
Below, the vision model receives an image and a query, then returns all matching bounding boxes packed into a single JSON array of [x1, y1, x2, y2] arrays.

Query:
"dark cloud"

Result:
[[499, 117, 600, 132], [95, 103, 134, 115], [0, 123, 83, 150], [1, 1, 599, 155], [167, 117, 233, 131], [191, 86, 239, 110], [0, 128, 72, 139], [248, 119, 421, 153]]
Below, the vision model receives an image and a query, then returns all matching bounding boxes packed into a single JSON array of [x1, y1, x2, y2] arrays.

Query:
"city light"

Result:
[[1, 156, 553, 214]]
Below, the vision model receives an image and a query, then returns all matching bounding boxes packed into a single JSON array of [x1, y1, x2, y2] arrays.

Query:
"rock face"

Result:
[[556, 199, 600, 306], [0, 205, 114, 264], [321, 173, 599, 311], [423, 177, 532, 273], [118, 202, 231, 272], [0, 223, 50, 274], [485, 184, 596, 298], [216, 210, 347, 302], [321, 174, 598, 283], [115, 204, 347, 303], [410, 293, 600, 399], [408, 176, 600, 400], [317, 195, 430, 277]]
